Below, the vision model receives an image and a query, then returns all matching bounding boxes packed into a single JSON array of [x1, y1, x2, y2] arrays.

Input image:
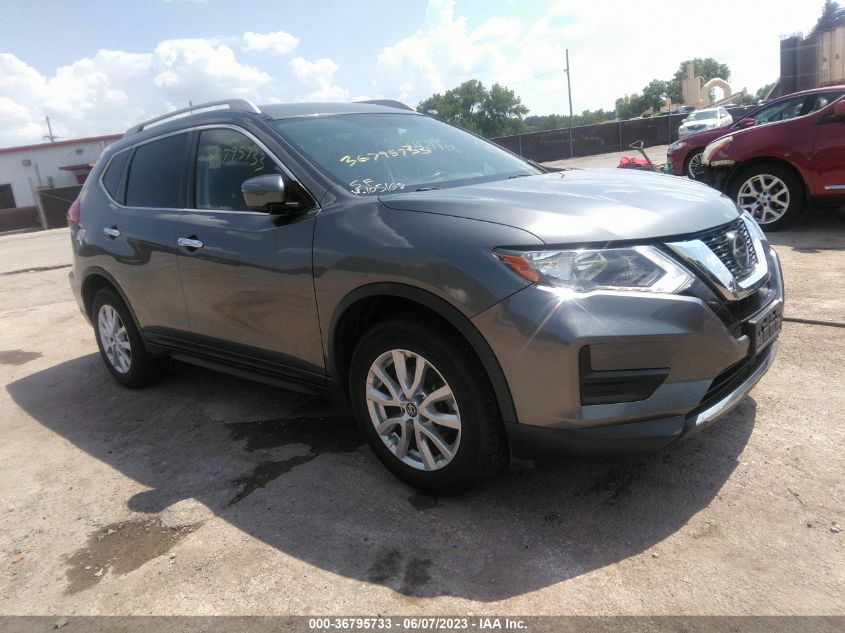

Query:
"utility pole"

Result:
[[565, 49, 574, 158], [44, 116, 58, 142]]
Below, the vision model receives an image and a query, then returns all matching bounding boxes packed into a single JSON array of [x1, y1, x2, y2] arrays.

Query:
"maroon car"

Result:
[[668, 86, 845, 180], [700, 93, 845, 229]]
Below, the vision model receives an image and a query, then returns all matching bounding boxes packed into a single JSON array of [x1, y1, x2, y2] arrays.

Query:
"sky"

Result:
[[0, 0, 827, 147]]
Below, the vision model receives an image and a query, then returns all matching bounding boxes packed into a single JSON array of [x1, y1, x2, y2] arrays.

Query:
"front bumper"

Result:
[[472, 245, 784, 456]]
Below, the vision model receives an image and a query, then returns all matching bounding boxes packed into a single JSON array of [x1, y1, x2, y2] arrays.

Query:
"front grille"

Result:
[[697, 218, 759, 280]]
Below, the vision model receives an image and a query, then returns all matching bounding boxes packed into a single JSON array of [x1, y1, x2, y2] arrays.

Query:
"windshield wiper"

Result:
[[415, 186, 440, 192]]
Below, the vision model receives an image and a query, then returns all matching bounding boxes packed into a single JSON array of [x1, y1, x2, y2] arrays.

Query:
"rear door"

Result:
[[175, 126, 325, 380], [100, 132, 190, 334], [811, 97, 845, 196]]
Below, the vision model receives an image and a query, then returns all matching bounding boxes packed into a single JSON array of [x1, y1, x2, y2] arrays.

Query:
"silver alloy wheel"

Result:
[[98, 304, 132, 374], [687, 152, 704, 179], [736, 173, 790, 224], [365, 349, 461, 471]]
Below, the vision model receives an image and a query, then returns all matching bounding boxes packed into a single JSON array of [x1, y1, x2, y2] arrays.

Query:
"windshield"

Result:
[[685, 110, 718, 121], [271, 113, 539, 195]]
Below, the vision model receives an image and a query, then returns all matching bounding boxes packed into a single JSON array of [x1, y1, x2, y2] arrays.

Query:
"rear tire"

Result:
[[728, 163, 806, 230], [349, 317, 507, 494], [92, 288, 168, 388]]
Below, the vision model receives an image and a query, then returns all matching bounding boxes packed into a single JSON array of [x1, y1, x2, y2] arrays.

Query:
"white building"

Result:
[[0, 134, 122, 210]]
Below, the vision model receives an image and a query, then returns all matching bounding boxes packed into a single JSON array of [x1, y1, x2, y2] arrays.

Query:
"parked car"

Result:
[[670, 105, 695, 115], [701, 94, 845, 230], [668, 87, 845, 180], [67, 99, 784, 492], [677, 107, 733, 141]]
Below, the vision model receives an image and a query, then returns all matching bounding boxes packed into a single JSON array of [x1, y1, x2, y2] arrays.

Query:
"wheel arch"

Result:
[[328, 283, 518, 424], [80, 267, 142, 331]]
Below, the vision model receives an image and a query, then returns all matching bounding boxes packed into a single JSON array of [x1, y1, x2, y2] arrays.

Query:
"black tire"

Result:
[[684, 149, 704, 180], [92, 288, 168, 388], [727, 163, 806, 231], [349, 317, 507, 494]]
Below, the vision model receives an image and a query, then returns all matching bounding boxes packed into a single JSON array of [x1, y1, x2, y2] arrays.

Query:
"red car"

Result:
[[700, 93, 845, 230], [668, 86, 845, 180]]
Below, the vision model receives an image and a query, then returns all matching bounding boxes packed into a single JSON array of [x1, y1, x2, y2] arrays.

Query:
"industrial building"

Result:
[[0, 134, 121, 232], [777, 1, 845, 95]]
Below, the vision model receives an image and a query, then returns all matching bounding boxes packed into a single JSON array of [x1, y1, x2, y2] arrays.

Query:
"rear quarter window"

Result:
[[101, 150, 130, 203], [125, 133, 189, 208]]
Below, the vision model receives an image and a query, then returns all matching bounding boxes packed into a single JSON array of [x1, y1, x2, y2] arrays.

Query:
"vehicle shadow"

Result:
[[7, 353, 756, 601]]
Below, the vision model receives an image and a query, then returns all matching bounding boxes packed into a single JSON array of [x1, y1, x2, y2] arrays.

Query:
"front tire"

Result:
[[92, 288, 168, 388], [685, 149, 704, 180], [728, 163, 805, 230], [349, 318, 506, 494]]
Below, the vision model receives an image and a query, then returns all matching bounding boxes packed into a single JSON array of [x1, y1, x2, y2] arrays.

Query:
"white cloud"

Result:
[[242, 30, 299, 56], [289, 56, 349, 101], [0, 39, 276, 146]]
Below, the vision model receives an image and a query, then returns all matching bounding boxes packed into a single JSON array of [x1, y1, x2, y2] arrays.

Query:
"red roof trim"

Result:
[[0, 133, 123, 156]]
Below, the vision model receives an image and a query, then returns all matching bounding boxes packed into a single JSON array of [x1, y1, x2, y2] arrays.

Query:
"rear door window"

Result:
[[125, 133, 189, 208], [810, 92, 845, 112]]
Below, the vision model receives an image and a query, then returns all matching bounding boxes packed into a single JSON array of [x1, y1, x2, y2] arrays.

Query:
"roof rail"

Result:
[[126, 99, 262, 135], [355, 99, 415, 112]]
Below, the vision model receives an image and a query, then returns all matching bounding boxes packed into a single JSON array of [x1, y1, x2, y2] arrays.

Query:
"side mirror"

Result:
[[739, 117, 755, 129], [241, 174, 298, 213]]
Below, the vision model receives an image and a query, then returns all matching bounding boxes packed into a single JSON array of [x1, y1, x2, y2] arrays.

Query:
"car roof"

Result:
[[260, 101, 419, 119], [104, 99, 420, 155]]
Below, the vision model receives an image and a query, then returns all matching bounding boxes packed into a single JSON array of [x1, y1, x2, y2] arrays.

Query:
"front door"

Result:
[[175, 126, 324, 380]]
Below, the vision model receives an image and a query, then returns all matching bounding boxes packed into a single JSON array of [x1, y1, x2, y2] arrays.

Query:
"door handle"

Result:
[[177, 237, 204, 249], [102, 226, 121, 238]]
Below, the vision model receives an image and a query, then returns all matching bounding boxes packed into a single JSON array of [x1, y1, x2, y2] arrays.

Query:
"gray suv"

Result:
[[68, 99, 784, 492]]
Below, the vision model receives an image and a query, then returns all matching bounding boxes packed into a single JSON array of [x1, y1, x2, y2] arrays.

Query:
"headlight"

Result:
[[668, 140, 687, 153], [494, 246, 693, 294], [702, 135, 733, 164]]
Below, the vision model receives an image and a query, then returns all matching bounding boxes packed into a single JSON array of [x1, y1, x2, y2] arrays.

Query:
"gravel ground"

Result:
[[0, 210, 843, 616]]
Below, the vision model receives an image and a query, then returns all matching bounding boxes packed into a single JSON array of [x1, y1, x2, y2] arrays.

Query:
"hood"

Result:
[[681, 120, 714, 129], [379, 169, 740, 245], [676, 124, 735, 145]]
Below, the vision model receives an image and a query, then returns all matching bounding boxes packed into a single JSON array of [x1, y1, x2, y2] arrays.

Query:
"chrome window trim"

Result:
[[97, 123, 315, 215], [665, 214, 769, 302]]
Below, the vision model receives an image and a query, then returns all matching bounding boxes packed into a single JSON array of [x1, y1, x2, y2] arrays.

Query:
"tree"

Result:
[[417, 80, 528, 137], [480, 83, 528, 137], [523, 109, 610, 132], [615, 93, 646, 120], [668, 58, 731, 103], [640, 79, 671, 113]]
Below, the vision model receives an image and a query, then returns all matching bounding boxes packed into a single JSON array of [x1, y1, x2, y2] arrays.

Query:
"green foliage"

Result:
[[615, 93, 646, 120], [417, 80, 528, 137], [524, 109, 610, 132], [755, 83, 775, 101]]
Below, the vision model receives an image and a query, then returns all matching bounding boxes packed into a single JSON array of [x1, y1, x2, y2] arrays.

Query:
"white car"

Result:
[[677, 107, 733, 139]]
